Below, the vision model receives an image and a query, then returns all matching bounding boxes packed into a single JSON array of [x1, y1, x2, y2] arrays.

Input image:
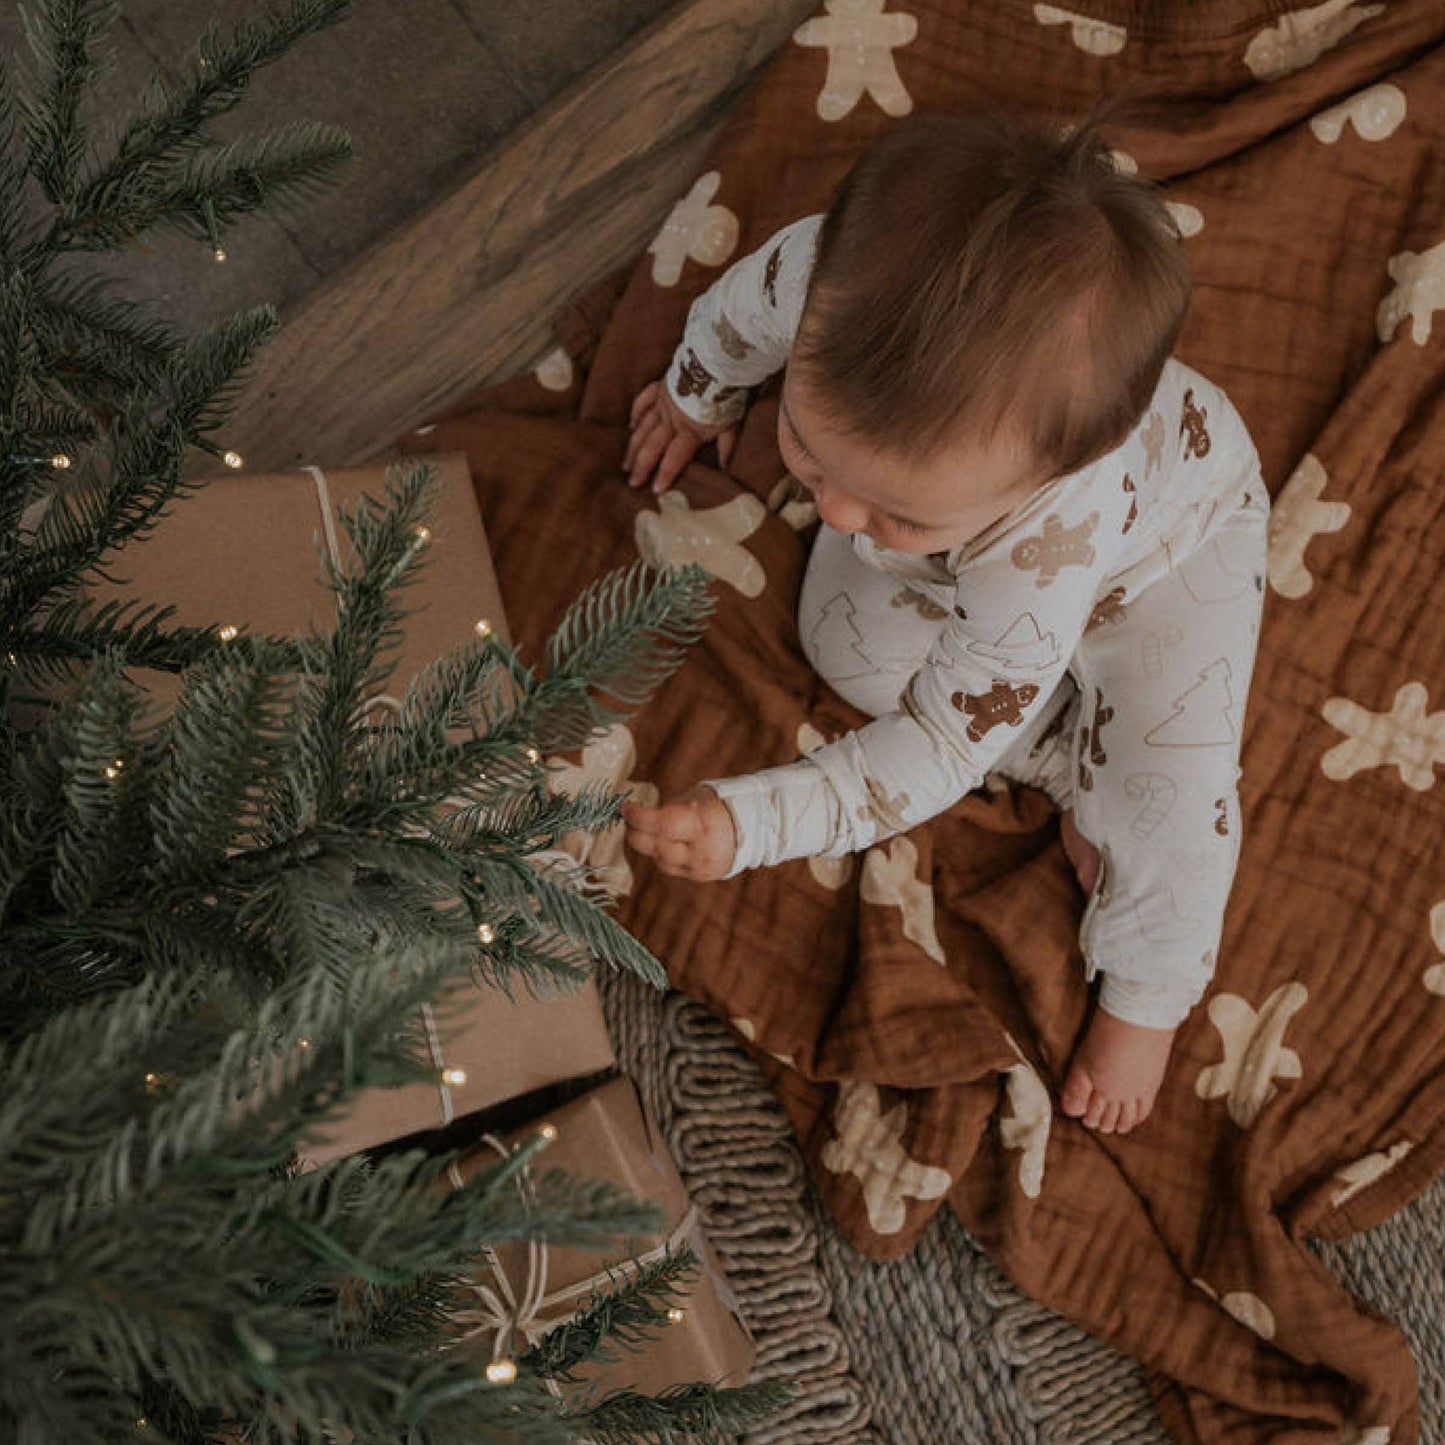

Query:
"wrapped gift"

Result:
[[447, 1075, 755, 1397], [92, 455, 616, 1156], [94, 453, 511, 708], [304, 976, 616, 1163]]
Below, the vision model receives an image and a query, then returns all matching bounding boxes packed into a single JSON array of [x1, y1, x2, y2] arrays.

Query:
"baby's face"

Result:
[[777, 367, 1043, 555]]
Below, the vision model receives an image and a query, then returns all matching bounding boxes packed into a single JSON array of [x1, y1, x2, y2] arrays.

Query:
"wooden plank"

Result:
[[219, 0, 818, 473]]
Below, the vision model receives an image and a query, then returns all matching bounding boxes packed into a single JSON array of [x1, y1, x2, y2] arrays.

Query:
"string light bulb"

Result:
[[524, 746, 540, 764], [104, 763, 122, 781], [485, 1359, 517, 1385], [218, 624, 239, 642], [51, 453, 72, 470], [213, 247, 227, 263], [144, 1072, 161, 1092], [413, 525, 431, 546], [474, 618, 493, 639], [666, 1307, 686, 1324], [537, 1123, 558, 1143], [476, 921, 495, 945], [441, 1067, 467, 1087], [298, 1037, 312, 1050], [222, 450, 244, 469]]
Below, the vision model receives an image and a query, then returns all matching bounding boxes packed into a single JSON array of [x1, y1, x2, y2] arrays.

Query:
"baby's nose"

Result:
[[813, 484, 869, 535]]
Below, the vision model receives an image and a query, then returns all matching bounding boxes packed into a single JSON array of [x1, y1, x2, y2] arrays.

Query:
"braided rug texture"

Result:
[[600, 968, 1445, 1444]]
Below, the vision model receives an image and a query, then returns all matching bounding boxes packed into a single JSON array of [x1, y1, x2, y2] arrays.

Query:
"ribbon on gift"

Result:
[[446, 1136, 702, 1373]]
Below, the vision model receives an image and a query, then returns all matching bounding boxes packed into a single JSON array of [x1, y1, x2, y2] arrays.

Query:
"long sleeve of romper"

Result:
[[663, 214, 824, 427], [708, 478, 1136, 876]]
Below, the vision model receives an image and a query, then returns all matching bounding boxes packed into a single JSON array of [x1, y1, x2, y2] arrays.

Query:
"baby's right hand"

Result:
[[624, 379, 739, 493]]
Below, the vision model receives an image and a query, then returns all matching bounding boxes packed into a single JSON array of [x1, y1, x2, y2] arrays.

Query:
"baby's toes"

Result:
[[1060, 1064, 1093, 1118], [1083, 1088, 1113, 1131], [1114, 1099, 1141, 1134]]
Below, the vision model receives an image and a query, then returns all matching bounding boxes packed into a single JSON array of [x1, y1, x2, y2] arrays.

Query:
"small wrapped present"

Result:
[[92, 455, 617, 1156], [304, 976, 616, 1163], [447, 1075, 755, 1396]]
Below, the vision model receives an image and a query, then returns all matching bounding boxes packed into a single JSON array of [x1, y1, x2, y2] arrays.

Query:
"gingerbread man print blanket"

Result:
[[400, 2, 1445, 1440]]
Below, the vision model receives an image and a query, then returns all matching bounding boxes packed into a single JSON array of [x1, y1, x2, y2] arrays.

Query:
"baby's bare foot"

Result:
[[1060, 1008, 1177, 1134]]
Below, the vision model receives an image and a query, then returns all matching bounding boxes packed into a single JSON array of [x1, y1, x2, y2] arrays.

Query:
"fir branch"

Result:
[[17, 0, 117, 206], [0, 58, 27, 260], [567, 1381, 796, 1445], [7, 595, 228, 685], [60, 121, 353, 252], [533, 562, 714, 752], [522, 1248, 701, 1381], [74, 0, 353, 198], [474, 857, 668, 991]]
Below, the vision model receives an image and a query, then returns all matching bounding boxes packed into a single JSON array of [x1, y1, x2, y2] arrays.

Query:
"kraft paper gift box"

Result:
[[92, 455, 617, 1156], [446, 1075, 756, 1397]]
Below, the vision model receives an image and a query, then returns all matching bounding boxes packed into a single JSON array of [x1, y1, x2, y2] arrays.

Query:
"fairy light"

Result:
[[298, 1038, 312, 1050], [473, 618, 493, 639], [51, 453, 72, 470], [104, 758, 124, 780], [441, 1067, 467, 1087], [218, 624, 239, 642], [222, 450, 244, 469], [413, 525, 431, 546], [144, 1072, 161, 1092], [524, 746, 540, 764], [537, 1123, 557, 1144], [485, 1359, 517, 1385], [213, 247, 227, 263], [666, 1307, 686, 1324], [476, 921, 496, 945]]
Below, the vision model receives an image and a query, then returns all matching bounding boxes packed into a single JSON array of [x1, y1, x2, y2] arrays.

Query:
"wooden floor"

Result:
[[221, 0, 820, 472]]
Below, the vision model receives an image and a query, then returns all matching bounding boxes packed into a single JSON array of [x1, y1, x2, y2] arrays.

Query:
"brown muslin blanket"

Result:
[[400, 2, 1445, 1438]]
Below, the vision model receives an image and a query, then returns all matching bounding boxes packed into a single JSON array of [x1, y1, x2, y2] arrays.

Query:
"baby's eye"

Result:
[[888, 515, 933, 537]]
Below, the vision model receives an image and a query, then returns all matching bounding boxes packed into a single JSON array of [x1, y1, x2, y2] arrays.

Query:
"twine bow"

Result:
[[447, 1139, 699, 1370]]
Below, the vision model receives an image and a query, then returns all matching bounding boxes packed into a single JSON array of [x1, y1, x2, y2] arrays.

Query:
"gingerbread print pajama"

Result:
[[668, 217, 1269, 1030]]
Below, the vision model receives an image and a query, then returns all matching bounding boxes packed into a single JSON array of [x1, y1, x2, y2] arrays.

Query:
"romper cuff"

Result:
[[1097, 969, 1207, 1031]]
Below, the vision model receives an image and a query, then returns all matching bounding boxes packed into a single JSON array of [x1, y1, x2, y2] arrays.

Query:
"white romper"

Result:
[[665, 215, 1269, 1030]]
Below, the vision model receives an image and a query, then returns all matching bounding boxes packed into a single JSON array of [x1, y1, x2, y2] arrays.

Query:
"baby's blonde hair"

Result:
[[792, 108, 1190, 481]]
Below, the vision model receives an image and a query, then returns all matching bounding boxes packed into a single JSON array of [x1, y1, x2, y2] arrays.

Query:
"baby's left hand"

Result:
[[622, 785, 737, 881]]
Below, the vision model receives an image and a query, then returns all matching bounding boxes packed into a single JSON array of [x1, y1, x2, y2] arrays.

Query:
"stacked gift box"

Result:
[[95, 453, 754, 1398]]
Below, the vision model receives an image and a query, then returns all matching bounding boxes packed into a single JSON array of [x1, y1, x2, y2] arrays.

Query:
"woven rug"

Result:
[[599, 967, 1445, 1443]]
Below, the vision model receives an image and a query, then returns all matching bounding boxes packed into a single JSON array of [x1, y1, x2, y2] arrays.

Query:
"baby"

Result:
[[620, 110, 1268, 1136]]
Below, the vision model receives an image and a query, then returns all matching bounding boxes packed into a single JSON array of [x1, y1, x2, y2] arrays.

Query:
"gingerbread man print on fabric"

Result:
[[952, 680, 1040, 743], [1426, 900, 1445, 995], [1377, 237, 1445, 346], [890, 586, 950, 621], [1140, 409, 1165, 475], [711, 312, 756, 361], [1087, 585, 1127, 633], [818, 1081, 951, 1236], [1010, 511, 1099, 587], [1243, 0, 1386, 82], [1320, 681, 1445, 791], [1268, 453, 1351, 599], [1310, 83, 1407, 144], [547, 724, 658, 897], [647, 171, 740, 287], [1077, 687, 1114, 793], [1120, 473, 1138, 534], [858, 774, 912, 834], [1031, 3, 1127, 55], [1000, 1040, 1052, 1200], [860, 836, 946, 964], [634, 491, 768, 597], [762, 243, 784, 308], [1195, 982, 1307, 1128], [1192, 1279, 1278, 1341], [1180, 388, 1211, 459], [792, 0, 919, 124], [1331, 1141, 1414, 1208]]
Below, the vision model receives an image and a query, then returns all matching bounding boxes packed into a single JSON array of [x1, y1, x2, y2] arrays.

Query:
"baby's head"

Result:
[[779, 109, 1189, 551]]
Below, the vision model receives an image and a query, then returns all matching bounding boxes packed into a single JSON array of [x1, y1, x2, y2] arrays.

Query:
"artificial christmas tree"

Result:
[[0, 3, 785, 1440]]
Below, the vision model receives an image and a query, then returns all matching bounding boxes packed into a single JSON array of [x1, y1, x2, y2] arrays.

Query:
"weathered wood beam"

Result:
[[219, 0, 816, 472]]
